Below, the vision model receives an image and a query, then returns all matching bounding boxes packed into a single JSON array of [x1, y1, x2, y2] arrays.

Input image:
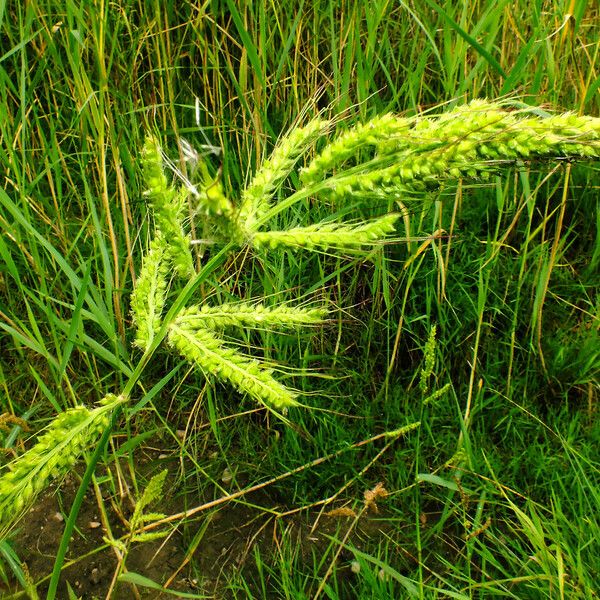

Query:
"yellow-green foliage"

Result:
[[141, 136, 194, 278], [168, 323, 298, 410], [318, 101, 600, 199], [238, 117, 329, 239], [252, 214, 400, 251], [132, 99, 600, 411], [130, 234, 169, 351], [0, 395, 125, 537], [385, 421, 422, 438], [174, 303, 327, 330], [129, 470, 168, 543], [133, 134, 330, 410], [301, 113, 410, 185], [419, 324, 437, 396]]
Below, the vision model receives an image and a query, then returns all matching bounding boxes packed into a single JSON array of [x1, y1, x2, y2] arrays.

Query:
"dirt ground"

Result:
[[4, 452, 398, 599]]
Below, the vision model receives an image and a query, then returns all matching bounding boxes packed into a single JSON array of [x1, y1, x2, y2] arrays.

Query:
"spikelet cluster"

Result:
[[199, 178, 233, 217], [130, 234, 169, 351], [235, 115, 408, 253], [385, 421, 422, 438], [377, 100, 600, 178], [239, 100, 600, 251], [192, 154, 234, 218], [301, 113, 410, 185], [141, 136, 194, 278], [316, 101, 600, 200], [128, 470, 168, 543], [238, 117, 329, 238], [174, 303, 326, 330], [133, 133, 331, 411], [419, 324, 437, 396], [379, 100, 600, 160], [252, 214, 399, 251], [0, 394, 124, 536], [168, 323, 298, 410]]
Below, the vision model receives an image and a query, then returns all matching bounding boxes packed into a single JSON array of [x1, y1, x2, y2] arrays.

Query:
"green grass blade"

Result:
[[423, 0, 507, 78]]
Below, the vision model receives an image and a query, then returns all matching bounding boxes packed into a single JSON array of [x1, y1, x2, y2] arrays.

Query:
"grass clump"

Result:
[[0, 1, 598, 597], [1, 102, 599, 598]]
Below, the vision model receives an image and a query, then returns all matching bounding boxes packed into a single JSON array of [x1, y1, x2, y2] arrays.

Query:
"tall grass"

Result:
[[0, 0, 598, 597]]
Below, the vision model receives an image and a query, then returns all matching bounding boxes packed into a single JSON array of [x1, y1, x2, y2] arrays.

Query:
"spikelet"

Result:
[[237, 117, 329, 238], [252, 213, 399, 251], [192, 152, 234, 218], [525, 112, 600, 155], [301, 113, 410, 185], [0, 394, 125, 537], [129, 470, 168, 542], [384, 421, 421, 438], [130, 234, 169, 351], [141, 136, 194, 278], [419, 324, 437, 396], [363, 482, 388, 513], [422, 383, 452, 406], [174, 303, 327, 330], [168, 323, 298, 410], [199, 178, 233, 217], [402, 101, 600, 164], [322, 101, 600, 199]]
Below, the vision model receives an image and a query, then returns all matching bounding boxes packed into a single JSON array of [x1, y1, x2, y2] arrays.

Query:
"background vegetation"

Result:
[[0, 0, 598, 598]]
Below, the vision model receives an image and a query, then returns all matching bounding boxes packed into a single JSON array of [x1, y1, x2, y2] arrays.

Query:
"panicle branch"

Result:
[[174, 303, 327, 330], [0, 395, 125, 537], [168, 324, 298, 410], [141, 136, 194, 278]]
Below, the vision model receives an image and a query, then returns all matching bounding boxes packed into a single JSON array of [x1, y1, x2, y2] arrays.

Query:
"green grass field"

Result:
[[0, 1, 598, 598]]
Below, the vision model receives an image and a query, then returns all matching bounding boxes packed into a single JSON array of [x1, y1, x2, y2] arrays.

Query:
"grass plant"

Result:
[[0, 1, 598, 598]]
